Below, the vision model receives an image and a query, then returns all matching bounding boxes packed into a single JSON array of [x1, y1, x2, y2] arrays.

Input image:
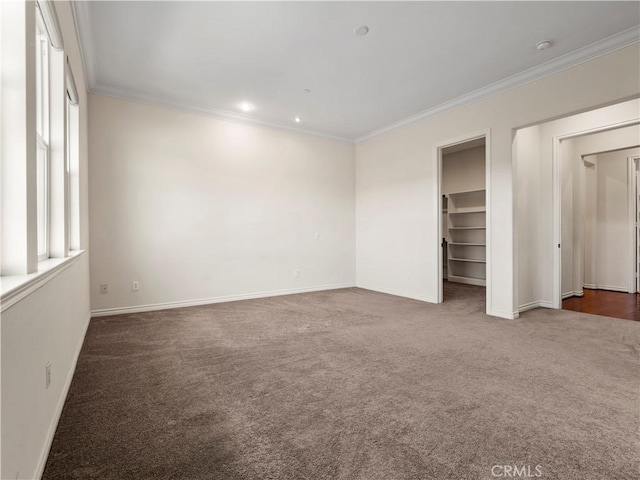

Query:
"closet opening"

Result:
[[436, 132, 489, 310]]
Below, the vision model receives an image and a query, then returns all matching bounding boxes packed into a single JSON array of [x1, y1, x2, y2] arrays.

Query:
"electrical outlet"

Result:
[[294, 270, 300, 278], [46, 362, 51, 389], [314, 232, 320, 240], [132, 281, 140, 291], [100, 284, 108, 294]]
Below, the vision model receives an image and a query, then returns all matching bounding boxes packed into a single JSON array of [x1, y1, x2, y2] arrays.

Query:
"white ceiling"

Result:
[[73, 1, 640, 142]]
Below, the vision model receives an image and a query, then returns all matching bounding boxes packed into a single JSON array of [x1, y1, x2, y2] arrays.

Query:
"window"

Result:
[[36, 7, 50, 260], [0, 0, 79, 287]]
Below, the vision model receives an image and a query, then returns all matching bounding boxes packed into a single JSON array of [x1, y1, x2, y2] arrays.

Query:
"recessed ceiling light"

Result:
[[295, 116, 302, 123], [238, 102, 253, 112], [536, 40, 552, 51], [354, 25, 369, 37], [303, 89, 311, 94]]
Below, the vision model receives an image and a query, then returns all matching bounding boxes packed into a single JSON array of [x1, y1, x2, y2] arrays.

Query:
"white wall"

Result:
[[515, 99, 640, 310], [514, 126, 541, 308], [1, 1, 91, 479], [442, 146, 485, 195], [356, 44, 640, 318], [1, 256, 90, 480], [89, 94, 355, 313], [594, 149, 635, 291]]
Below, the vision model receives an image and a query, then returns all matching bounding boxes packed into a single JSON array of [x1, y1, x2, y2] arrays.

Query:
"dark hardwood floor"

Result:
[[563, 289, 640, 321]]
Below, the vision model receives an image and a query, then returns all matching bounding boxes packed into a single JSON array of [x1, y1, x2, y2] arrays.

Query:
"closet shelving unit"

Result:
[[445, 189, 486, 286], [442, 195, 448, 279]]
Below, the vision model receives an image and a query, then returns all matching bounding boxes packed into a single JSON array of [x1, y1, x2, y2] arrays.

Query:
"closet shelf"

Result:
[[449, 258, 486, 263], [449, 209, 485, 215], [449, 242, 485, 246], [448, 189, 485, 198], [449, 226, 486, 230]]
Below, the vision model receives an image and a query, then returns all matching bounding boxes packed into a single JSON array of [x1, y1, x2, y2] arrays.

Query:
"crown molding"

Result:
[[355, 27, 640, 143], [72, 0, 350, 142], [71, 0, 638, 146], [72, 0, 351, 143], [89, 86, 354, 144]]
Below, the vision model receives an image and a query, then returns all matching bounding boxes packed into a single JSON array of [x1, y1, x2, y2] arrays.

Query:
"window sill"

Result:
[[1, 250, 86, 313]]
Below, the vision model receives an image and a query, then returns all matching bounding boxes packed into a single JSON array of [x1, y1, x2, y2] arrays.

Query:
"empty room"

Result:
[[2, 1, 639, 479]]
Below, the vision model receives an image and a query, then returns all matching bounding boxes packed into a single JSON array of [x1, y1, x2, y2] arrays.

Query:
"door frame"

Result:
[[629, 155, 640, 293], [551, 119, 640, 308], [434, 128, 491, 313]]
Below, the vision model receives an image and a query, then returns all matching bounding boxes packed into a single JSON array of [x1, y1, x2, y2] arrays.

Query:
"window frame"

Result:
[[35, 7, 51, 261], [66, 85, 80, 252]]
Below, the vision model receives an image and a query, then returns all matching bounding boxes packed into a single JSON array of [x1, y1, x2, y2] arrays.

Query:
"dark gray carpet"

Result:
[[43, 284, 639, 480]]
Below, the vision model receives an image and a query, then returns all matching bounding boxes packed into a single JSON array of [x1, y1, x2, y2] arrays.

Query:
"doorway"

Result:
[[513, 99, 640, 319], [562, 151, 640, 321], [548, 115, 640, 321], [435, 131, 490, 310], [554, 126, 639, 300]]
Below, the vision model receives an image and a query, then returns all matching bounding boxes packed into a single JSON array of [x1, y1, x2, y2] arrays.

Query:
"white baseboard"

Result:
[[488, 308, 520, 320], [91, 283, 356, 317], [518, 300, 555, 313], [583, 284, 629, 293], [562, 291, 584, 299], [355, 283, 436, 303], [35, 314, 91, 480]]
